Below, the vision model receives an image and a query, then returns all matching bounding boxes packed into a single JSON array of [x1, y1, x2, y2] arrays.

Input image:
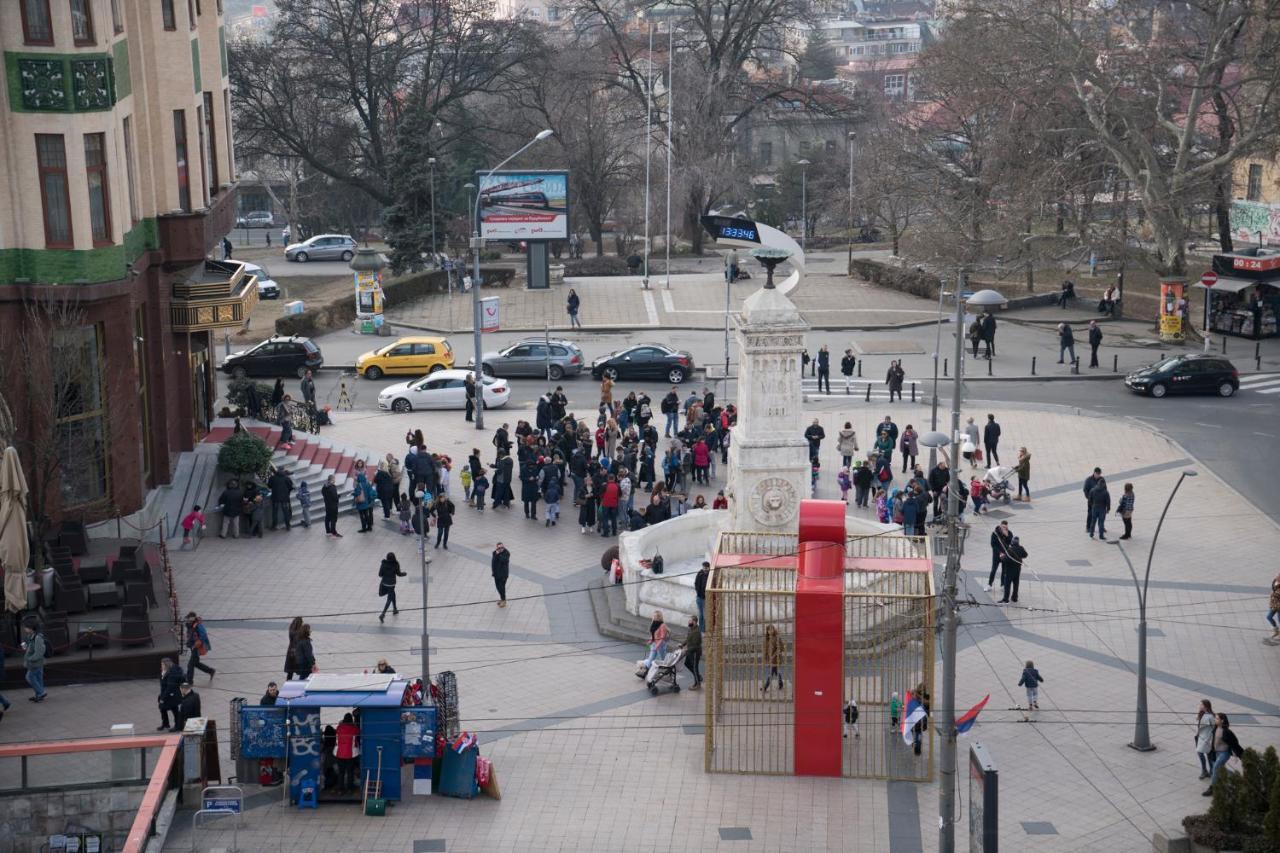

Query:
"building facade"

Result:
[[1231, 158, 1280, 247], [0, 0, 250, 524]]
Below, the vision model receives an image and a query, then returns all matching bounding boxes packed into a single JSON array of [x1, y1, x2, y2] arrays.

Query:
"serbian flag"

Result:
[[956, 695, 990, 736], [901, 692, 927, 745]]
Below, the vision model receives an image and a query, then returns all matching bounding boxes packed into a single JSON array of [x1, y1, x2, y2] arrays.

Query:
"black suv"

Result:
[[220, 336, 324, 379], [1124, 354, 1238, 398]]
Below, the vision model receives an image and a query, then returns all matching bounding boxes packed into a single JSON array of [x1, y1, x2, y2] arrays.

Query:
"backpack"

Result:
[[640, 402, 652, 419], [651, 553, 664, 575]]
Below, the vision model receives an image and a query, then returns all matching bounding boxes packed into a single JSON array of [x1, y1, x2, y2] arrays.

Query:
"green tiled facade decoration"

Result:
[[0, 219, 158, 285], [112, 39, 131, 100], [219, 27, 228, 77], [191, 40, 201, 94], [71, 58, 114, 111], [5, 51, 118, 113]]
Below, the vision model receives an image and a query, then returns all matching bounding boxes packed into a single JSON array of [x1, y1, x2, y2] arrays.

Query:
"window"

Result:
[[54, 325, 110, 507], [547, 6, 560, 21], [22, 0, 53, 44], [122, 116, 139, 223], [36, 135, 73, 248], [111, 0, 123, 33], [70, 0, 95, 44], [759, 141, 773, 166], [84, 133, 112, 245], [161, 0, 176, 30], [174, 110, 191, 212], [203, 92, 219, 197], [134, 307, 151, 483], [1247, 164, 1264, 202], [884, 74, 906, 98], [195, 105, 209, 206], [412, 343, 437, 355]]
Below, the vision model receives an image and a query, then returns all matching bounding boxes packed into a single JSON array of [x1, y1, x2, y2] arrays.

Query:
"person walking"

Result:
[[268, 467, 294, 530], [1014, 447, 1031, 502], [184, 612, 215, 681], [566, 288, 582, 328], [899, 425, 918, 474], [1195, 699, 1216, 779], [840, 348, 856, 393], [981, 311, 997, 359], [983, 414, 1001, 467], [843, 698, 860, 738], [321, 475, 341, 538], [1017, 660, 1044, 711], [157, 657, 185, 730], [837, 422, 859, 467], [378, 552, 406, 622], [694, 561, 710, 631], [433, 496, 454, 547], [491, 543, 510, 608], [998, 536, 1027, 603], [1269, 572, 1280, 640], [1058, 323, 1076, 365], [1116, 483, 1135, 539], [762, 624, 784, 692], [284, 616, 305, 680], [1204, 713, 1244, 796], [968, 319, 983, 359], [292, 624, 315, 677], [1088, 320, 1103, 368], [816, 345, 831, 394], [987, 520, 1012, 591], [300, 370, 316, 412], [354, 472, 376, 533], [885, 360, 905, 402], [684, 615, 703, 689], [297, 480, 312, 528], [804, 418, 826, 461], [1087, 476, 1111, 540], [21, 621, 47, 703]]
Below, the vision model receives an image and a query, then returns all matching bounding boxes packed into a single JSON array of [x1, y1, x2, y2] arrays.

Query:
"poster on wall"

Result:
[[477, 171, 569, 241], [1159, 280, 1187, 342]]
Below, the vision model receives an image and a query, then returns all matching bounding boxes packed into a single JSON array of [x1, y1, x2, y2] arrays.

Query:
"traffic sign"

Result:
[[1201, 271, 1218, 287]]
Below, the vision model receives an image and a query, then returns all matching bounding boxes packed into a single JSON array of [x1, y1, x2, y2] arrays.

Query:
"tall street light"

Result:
[[416, 487, 433, 689], [797, 159, 811, 250], [846, 131, 857, 269], [1110, 469, 1197, 752], [470, 129, 554, 430], [927, 277, 947, 472], [428, 157, 438, 264]]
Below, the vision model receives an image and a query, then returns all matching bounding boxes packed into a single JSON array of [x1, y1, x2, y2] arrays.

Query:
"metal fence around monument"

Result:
[[704, 531, 935, 781]]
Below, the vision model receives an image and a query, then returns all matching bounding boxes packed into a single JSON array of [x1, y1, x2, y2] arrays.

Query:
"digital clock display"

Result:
[[700, 214, 762, 244], [721, 226, 757, 240]]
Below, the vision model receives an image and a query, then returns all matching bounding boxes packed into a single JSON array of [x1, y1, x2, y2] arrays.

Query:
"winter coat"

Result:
[[1015, 454, 1031, 481], [837, 429, 859, 457], [321, 483, 339, 512], [1089, 485, 1111, 513], [293, 638, 315, 674], [542, 475, 562, 504], [693, 441, 710, 468], [434, 499, 454, 528], [840, 354, 856, 376], [491, 549, 510, 582], [218, 486, 244, 517], [378, 557, 406, 591], [899, 430, 919, 457], [1017, 666, 1043, 689], [1196, 714, 1215, 755], [983, 421, 1001, 447]]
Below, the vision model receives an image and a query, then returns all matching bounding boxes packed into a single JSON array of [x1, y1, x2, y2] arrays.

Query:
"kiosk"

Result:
[[1201, 249, 1280, 339]]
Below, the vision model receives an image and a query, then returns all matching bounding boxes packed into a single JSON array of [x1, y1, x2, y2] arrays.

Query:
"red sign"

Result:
[[1200, 271, 1218, 287], [1232, 255, 1280, 273]]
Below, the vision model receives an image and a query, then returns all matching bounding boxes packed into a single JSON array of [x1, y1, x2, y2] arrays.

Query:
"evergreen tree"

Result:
[[384, 99, 442, 275], [798, 33, 840, 81]]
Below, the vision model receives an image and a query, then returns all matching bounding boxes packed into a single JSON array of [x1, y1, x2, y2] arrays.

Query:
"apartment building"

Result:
[[0, 0, 248, 522]]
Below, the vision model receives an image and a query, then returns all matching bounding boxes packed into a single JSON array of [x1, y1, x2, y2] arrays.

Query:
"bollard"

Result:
[[1222, 336, 1227, 354], [1072, 357, 1080, 375], [865, 383, 871, 403], [1256, 341, 1261, 363], [1031, 356, 1036, 376], [1113, 354, 1118, 373], [943, 358, 948, 378], [857, 361, 862, 378], [911, 382, 916, 402], [987, 358, 993, 376]]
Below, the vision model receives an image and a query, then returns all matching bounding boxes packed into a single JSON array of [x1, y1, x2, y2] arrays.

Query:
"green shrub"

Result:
[[1185, 813, 1252, 851], [564, 256, 632, 277], [848, 259, 942, 299], [1265, 765, 1280, 847], [1211, 769, 1250, 833], [1245, 749, 1272, 814], [217, 432, 274, 480]]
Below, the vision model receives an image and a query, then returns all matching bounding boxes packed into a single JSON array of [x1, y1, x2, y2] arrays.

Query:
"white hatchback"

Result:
[[377, 369, 510, 413]]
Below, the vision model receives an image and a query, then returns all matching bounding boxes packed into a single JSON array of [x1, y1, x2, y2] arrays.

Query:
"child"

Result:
[[249, 495, 266, 538], [180, 505, 206, 549], [1017, 660, 1044, 711], [397, 493, 413, 535], [471, 471, 489, 512], [889, 691, 902, 731], [837, 467, 852, 503], [810, 457, 821, 498], [297, 481, 312, 528], [875, 488, 890, 524], [460, 467, 473, 503], [970, 477, 989, 514], [843, 698, 860, 738]]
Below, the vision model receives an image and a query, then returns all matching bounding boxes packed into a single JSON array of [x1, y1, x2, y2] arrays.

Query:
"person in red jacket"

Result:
[[335, 713, 360, 792], [692, 438, 710, 484], [600, 475, 621, 537]]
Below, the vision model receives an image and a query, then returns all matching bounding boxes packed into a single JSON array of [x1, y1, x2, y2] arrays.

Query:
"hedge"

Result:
[[848, 259, 942, 300], [275, 267, 516, 337], [564, 256, 633, 277]]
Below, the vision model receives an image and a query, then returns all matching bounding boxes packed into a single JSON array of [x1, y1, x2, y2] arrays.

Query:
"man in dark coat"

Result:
[[536, 394, 553, 440], [267, 468, 294, 530], [321, 474, 341, 538], [928, 461, 950, 521], [551, 387, 569, 423], [173, 682, 202, 732], [1088, 320, 1103, 368], [157, 658, 185, 731], [217, 479, 243, 539], [491, 453, 514, 508], [987, 521, 1012, 591], [491, 543, 510, 607], [464, 374, 477, 422], [816, 345, 831, 394], [1082, 467, 1103, 530], [981, 312, 997, 359], [804, 419, 826, 460], [1058, 323, 1076, 364], [999, 536, 1028, 604], [1087, 476, 1111, 540], [840, 349, 856, 393], [414, 452, 439, 498], [982, 414, 1001, 467]]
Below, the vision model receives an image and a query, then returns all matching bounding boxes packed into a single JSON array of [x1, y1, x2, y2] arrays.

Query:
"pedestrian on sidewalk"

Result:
[[434, 496, 454, 546], [217, 479, 243, 539], [322, 475, 341, 537], [841, 349, 856, 393], [853, 461, 873, 508], [899, 425, 918, 473], [801, 349, 811, 378], [567, 288, 582, 328], [335, 714, 359, 792], [173, 682, 202, 733], [762, 624, 784, 692], [685, 615, 703, 689], [184, 612, 215, 681], [694, 561, 710, 631], [1058, 323, 1076, 364], [981, 311, 997, 359], [297, 481, 312, 528], [1087, 477, 1111, 540], [1017, 660, 1043, 710], [837, 422, 859, 467], [284, 616, 305, 680], [268, 467, 294, 530], [1205, 714, 1244, 796], [157, 657, 185, 730], [983, 414, 1001, 467], [1088, 320, 1103, 368], [1269, 572, 1280, 640], [1116, 483, 1135, 539], [885, 360, 905, 402], [1082, 467, 1103, 530], [817, 345, 831, 394], [464, 373, 477, 422], [843, 697, 860, 738], [998, 536, 1027, 603], [21, 621, 47, 703], [300, 370, 316, 410], [987, 520, 1012, 590], [378, 552, 406, 622], [968, 319, 983, 359], [1014, 448, 1031, 501], [804, 418, 826, 460], [491, 543, 510, 607], [890, 692, 901, 730], [353, 472, 376, 533], [293, 624, 315, 676], [180, 505, 206, 549], [1195, 699, 1216, 779]]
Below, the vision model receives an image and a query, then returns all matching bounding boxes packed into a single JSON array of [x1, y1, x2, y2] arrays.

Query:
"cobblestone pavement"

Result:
[[5, 397, 1277, 852]]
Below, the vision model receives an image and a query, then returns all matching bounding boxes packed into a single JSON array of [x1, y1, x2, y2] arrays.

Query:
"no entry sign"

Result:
[[1200, 271, 1218, 287]]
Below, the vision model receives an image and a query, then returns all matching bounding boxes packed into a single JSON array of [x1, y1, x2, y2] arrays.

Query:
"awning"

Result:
[[1193, 276, 1263, 295]]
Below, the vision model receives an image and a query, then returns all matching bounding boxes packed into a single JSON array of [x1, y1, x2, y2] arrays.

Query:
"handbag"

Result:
[[378, 583, 390, 597], [651, 553, 664, 575]]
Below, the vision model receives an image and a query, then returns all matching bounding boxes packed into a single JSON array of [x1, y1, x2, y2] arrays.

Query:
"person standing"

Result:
[[374, 460, 396, 520], [804, 418, 826, 461], [1116, 483, 1135, 539], [1014, 447, 1031, 502], [661, 387, 680, 438], [816, 345, 831, 394], [433, 496, 454, 547], [983, 414, 1001, 467], [1268, 572, 1280, 640], [840, 348, 856, 393], [284, 616, 305, 680], [157, 658, 185, 730], [981, 311, 997, 359], [184, 612, 215, 681], [724, 248, 738, 284], [600, 475, 620, 536], [843, 698, 860, 738], [335, 713, 360, 793], [899, 425, 918, 474], [600, 375, 615, 408], [998, 536, 1027, 603], [464, 373, 477, 423], [885, 360, 905, 402], [173, 682, 202, 732], [693, 561, 711, 632], [762, 624, 784, 692], [296, 481, 312, 528], [21, 622, 47, 703], [541, 469, 561, 528], [292, 624, 315, 676], [300, 370, 316, 412], [1082, 467, 1103, 530], [222, 236, 233, 259], [1058, 323, 1076, 364], [321, 475, 341, 538], [378, 552, 406, 622], [837, 422, 859, 467], [1087, 476, 1111, 540], [1088, 320, 1103, 368], [684, 615, 703, 690], [216, 479, 243, 539], [268, 467, 294, 530], [1017, 660, 1043, 711], [1195, 699, 1216, 779], [566, 288, 582, 328], [1204, 713, 1244, 796], [987, 520, 1012, 592], [491, 543, 510, 608]]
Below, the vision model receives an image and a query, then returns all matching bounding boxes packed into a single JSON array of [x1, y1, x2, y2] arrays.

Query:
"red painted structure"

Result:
[[793, 499, 846, 776]]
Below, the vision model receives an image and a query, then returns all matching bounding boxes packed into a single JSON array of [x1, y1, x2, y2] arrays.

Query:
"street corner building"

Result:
[[0, 0, 246, 524]]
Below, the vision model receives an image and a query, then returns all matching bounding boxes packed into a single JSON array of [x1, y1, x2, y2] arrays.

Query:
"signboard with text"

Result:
[[477, 171, 568, 241]]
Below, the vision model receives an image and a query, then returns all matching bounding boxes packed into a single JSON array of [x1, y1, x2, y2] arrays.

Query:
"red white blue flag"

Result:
[[956, 694, 990, 736], [901, 692, 927, 744]]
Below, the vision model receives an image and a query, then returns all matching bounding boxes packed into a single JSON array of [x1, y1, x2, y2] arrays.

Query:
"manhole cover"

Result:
[[853, 339, 927, 355]]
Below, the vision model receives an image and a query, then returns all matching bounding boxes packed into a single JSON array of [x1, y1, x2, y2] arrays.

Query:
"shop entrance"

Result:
[[190, 342, 211, 441]]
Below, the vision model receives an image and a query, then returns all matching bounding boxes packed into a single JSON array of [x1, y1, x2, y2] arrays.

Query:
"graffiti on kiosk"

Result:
[[1230, 200, 1280, 244]]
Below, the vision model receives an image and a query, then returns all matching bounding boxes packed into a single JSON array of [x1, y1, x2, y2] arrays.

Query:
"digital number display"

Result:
[[700, 214, 762, 244], [720, 226, 757, 240]]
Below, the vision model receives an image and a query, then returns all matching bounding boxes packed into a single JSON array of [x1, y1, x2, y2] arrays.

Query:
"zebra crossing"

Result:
[[1237, 374, 1280, 395], [799, 378, 929, 402]]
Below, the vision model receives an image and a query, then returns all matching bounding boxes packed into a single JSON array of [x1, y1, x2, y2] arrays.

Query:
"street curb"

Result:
[[389, 318, 951, 336]]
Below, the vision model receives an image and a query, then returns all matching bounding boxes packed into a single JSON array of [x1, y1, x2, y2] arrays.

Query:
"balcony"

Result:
[[170, 259, 259, 333], [156, 182, 239, 264]]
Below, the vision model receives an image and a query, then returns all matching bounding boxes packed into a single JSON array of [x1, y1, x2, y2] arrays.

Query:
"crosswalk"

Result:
[[800, 378, 930, 402], [1238, 374, 1280, 395]]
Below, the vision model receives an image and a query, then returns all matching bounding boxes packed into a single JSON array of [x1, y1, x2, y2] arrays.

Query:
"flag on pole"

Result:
[[901, 692, 927, 745], [956, 694, 990, 736]]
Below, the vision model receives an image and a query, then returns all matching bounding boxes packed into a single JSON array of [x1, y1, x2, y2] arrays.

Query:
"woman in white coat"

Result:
[[1195, 699, 1216, 780]]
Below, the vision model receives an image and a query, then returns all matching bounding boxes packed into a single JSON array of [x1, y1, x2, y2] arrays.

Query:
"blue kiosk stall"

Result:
[[237, 674, 437, 805]]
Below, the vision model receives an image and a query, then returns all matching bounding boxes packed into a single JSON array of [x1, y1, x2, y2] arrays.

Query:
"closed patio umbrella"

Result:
[[0, 445, 31, 613]]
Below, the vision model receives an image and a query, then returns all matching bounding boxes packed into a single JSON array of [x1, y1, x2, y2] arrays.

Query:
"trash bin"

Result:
[[438, 747, 478, 799]]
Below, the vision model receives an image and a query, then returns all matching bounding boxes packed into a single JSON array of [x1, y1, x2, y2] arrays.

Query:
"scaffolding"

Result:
[[705, 532, 935, 781]]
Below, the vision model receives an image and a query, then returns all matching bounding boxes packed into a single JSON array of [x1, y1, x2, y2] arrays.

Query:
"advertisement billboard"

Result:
[[477, 171, 568, 241]]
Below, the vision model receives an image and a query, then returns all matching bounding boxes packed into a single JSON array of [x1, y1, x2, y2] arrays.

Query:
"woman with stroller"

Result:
[[636, 611, 669, 676]]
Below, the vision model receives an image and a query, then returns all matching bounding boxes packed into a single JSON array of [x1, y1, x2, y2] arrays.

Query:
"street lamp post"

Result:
[[428, 157, 437, 264], [1110, 469, 1196, 752], [416, 488, 433, 689], [846, 131, 856, 270], [797, 159, 811, 250], [470, 129, 554, 430], [927, 277, 947, 473]]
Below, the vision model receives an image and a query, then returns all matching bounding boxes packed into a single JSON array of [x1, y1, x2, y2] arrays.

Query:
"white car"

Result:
[[241, 261, 280, 299], [377, 368, 509, 413]]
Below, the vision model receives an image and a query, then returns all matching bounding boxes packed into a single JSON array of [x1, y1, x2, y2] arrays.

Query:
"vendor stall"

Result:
[[1204, 250, 1280, 339]]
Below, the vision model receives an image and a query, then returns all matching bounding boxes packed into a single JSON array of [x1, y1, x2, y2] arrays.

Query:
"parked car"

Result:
[[284, 234, 357, 263], [1124, 354, 1239, 398], [590, 343, 694, 384], [356, 336, 454, 380], [467, 338, 585, 380], [241, 261, 280, 299], [220, 336, 324, 379], [236, 211, 274, 228], [377, 369, 509, 413]]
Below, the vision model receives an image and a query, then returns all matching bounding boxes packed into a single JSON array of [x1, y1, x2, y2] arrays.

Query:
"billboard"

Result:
[[477, 171, 568, 241]]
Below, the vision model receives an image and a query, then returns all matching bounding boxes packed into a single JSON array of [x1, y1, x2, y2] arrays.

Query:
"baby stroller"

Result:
[[983, 466, 1014, 504], [644, 647, 687, 696]]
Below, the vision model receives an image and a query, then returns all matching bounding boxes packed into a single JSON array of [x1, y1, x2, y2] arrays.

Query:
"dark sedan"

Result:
[[1124, 354, 1238, 398], [591, 344, 694, 384], [220, 336, 324, 379]]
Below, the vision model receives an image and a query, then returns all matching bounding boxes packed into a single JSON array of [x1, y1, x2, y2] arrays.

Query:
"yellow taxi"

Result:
[[356, 336, 454, 379]]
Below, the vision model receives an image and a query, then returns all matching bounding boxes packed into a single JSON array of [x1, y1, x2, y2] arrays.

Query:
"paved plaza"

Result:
[[4, 391, 1276, 852]]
